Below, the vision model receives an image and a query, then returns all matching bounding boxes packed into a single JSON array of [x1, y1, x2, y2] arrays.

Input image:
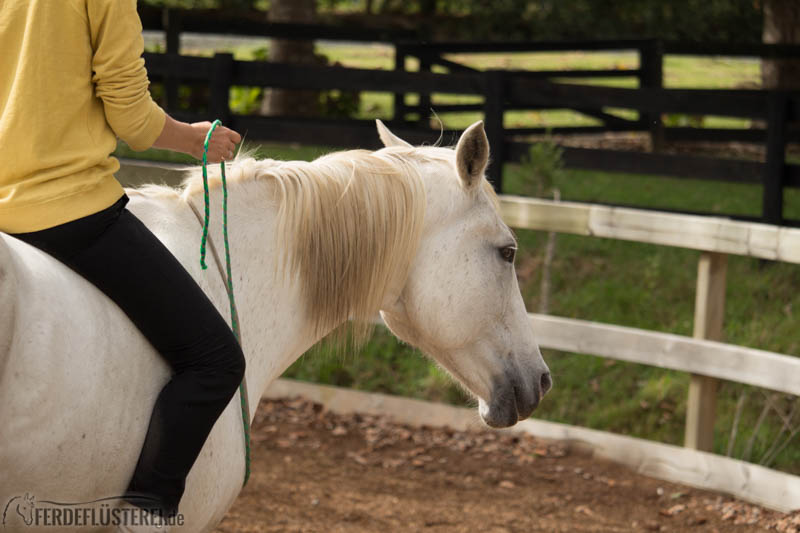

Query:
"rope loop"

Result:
[[199, 120, 251, 487]]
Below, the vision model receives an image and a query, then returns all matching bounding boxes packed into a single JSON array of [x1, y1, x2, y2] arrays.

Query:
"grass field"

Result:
[[121, 44, 799, 472]]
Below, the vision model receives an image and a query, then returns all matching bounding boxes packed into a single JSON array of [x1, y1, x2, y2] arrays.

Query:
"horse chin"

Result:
[[478, 375, 544, 428], [478, 397, 522, 428]]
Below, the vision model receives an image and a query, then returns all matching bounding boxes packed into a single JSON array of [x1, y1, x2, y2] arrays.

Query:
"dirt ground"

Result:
[[214, 397, 800, 533]]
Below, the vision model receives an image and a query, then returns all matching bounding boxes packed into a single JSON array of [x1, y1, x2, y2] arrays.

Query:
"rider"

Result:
[[0, 0, 244, 521]]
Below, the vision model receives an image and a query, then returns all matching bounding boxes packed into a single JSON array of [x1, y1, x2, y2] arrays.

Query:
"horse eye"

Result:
[[499, 246, 516, 263]]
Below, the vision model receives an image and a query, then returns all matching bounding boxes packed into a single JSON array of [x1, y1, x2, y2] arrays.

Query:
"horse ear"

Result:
[[376, 120, 412, 148], [455, 121, 489, 190]]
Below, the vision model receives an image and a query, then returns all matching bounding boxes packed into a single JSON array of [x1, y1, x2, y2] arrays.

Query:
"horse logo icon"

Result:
[[2, 493, 35, 527]]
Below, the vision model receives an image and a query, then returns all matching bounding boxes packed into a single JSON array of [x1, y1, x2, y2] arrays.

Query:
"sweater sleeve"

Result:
[[87, 0, 166, 151]]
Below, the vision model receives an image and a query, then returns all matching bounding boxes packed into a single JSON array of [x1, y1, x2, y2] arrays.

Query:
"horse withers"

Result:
[[0, 120, 550, 532]]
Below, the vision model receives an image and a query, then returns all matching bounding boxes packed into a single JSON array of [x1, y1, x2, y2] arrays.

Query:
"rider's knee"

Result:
[[182, 327, 245, 392]]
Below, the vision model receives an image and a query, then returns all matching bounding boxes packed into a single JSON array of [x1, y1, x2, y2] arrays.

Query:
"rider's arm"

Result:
[[87, 0, 166, 151]]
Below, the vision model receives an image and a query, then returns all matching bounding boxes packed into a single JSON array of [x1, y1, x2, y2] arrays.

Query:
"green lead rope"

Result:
[[200, 119, 251, 487]]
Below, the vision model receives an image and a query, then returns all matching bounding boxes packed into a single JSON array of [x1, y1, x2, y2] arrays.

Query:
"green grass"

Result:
[[505, 163, 800, 221]]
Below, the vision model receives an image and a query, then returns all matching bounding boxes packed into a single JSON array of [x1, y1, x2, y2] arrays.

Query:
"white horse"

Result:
[[0, 121, 551, 532]]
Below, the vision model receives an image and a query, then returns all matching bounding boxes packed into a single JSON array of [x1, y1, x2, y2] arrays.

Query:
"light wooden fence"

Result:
[[500, 195, 800, 452]]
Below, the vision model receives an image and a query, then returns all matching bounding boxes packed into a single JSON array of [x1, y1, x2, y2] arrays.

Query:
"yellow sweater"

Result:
[[0, 0, 166, 233]]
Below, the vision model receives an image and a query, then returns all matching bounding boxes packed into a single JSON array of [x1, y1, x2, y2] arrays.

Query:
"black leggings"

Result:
[[10, 193, 245, 515]]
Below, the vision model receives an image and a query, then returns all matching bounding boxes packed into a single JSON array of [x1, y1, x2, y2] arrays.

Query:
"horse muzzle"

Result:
[[478, 364, 552, 428]]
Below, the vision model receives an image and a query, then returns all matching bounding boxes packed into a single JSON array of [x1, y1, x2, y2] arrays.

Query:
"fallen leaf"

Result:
[[346, 452, 369, 466], [575, 505, 595, 517], [660, 504, 686, 516]]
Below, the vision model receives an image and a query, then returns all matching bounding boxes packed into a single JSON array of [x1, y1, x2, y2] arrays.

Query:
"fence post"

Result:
[[640, 39, 664, 152], [417, 55, 432, 126], [684, 251, 727, 452], [483, 70, 506, 192], [762, 91, 788, 226], [210, 53, 234, 125], [393, 44, 408, 124], [162, 8, 181, 111]]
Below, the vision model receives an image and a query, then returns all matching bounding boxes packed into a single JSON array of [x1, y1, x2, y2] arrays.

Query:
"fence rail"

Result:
[[530, 314, 800, 398]]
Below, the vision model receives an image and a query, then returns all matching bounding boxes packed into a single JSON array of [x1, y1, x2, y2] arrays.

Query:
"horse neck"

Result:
[[186, 184, 304, 416], [211, 158, 433, 413], [196, 178, 399, 417]]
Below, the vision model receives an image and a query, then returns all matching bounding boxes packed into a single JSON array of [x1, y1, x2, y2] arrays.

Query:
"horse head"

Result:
[[15, 493, 35, 525], [377, 120, 552, 428]]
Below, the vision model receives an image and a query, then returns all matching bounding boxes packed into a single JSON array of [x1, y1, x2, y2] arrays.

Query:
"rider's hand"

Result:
[[151, 115, 242, 162], [189, 121, 242, 163]]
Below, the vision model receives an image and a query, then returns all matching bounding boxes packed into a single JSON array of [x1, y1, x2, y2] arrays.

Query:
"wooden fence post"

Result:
[[162, 8, 181, 112], [762, 91, 788, 226], [393, 44, 408, 124], [210, 53, 234, 125], [684, 251, 727, 451], [484, 70, 506, 192], [640, 39, 664, 152], [417, 55, 432, 126]]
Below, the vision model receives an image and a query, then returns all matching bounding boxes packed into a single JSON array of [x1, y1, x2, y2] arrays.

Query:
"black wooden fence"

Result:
[[138, 7, 800, 226]]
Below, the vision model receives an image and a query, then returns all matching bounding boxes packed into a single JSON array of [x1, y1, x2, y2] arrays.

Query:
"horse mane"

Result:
[[177, 146, 447, 344]]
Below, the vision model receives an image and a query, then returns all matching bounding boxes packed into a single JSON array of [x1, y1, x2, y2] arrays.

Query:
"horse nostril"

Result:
[[540, 372, 552, 396]]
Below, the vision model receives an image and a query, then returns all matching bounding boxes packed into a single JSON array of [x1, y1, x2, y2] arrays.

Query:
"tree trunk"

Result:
[[261, 0, 321, 116], [762, 0, 800, 89]]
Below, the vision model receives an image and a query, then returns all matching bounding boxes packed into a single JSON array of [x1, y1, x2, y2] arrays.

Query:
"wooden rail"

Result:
[[529, 314, 800, 398], [499, 195, 800, 261]]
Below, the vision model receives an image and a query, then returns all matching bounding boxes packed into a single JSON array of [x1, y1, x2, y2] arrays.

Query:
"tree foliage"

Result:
[[140, 0, 763, 43], [430, 0, 762, 42]]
